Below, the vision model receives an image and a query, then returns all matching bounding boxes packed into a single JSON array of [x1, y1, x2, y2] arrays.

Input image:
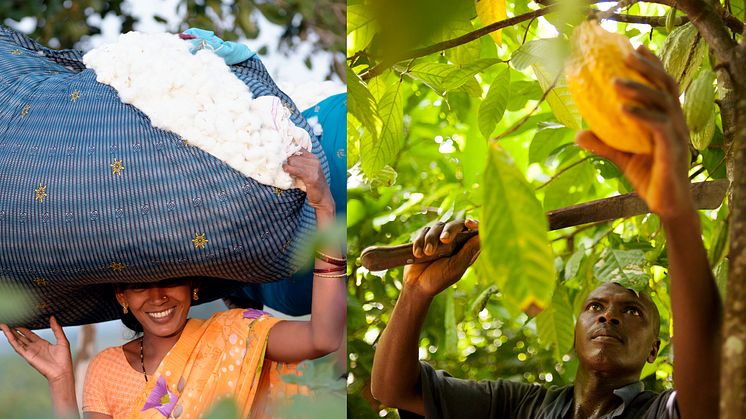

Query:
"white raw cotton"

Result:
[[82, 31, 312, 189]]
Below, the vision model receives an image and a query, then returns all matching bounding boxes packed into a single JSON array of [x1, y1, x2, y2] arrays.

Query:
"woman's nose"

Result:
[[147, 288, 168, 302]]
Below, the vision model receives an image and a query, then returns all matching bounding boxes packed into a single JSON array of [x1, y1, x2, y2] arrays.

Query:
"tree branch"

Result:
[[546, 180, 728, 230], [360, 5, 560, 80]]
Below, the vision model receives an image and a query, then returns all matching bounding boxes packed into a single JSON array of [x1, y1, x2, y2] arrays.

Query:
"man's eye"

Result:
[[625, 307, 641, 316], [587, 302, 602, 311]]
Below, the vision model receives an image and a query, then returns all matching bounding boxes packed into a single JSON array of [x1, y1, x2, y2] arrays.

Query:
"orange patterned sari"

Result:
[[129, 309, 301, 418]]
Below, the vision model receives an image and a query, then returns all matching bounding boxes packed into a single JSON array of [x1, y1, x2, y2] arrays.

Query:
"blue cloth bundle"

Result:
[[0, 26, 328, 328]]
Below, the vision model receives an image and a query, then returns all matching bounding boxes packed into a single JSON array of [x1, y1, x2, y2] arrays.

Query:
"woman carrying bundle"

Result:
[[1, 148, 346, 418]]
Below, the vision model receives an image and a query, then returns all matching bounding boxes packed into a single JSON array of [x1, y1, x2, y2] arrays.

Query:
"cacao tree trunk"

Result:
[[721, 46, 746, 419]]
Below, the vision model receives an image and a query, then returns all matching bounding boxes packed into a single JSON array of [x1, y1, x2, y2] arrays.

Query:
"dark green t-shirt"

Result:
[[399, 362, 678, 419]]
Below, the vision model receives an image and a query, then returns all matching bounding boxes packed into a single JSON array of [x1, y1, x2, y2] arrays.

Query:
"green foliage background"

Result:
[[347, 1, 734, 417]]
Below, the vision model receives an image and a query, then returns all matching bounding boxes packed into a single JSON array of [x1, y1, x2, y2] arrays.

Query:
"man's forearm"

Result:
[[662, 207, 722, 417], [371, 287, 433, 415]]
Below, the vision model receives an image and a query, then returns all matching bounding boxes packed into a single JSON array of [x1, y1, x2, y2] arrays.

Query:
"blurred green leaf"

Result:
[[478, 66, 511, 138], [481, 145, 556, 313]]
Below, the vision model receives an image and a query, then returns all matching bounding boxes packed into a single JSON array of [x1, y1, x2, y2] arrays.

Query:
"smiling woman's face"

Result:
[[116, 280, 192, 338]]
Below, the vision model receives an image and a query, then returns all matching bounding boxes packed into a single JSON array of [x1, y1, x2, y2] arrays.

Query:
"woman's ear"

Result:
[[115, 289, 126, 307]]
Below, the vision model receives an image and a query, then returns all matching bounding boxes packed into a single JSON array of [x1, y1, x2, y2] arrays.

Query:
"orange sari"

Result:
[[129, 309, 301, 418]]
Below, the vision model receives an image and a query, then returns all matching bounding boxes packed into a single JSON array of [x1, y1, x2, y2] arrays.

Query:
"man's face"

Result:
[[574, 283, 660, 376]]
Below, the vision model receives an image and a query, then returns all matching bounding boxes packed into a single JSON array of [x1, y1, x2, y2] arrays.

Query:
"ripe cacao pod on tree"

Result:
[[566, 20, 655, 154]]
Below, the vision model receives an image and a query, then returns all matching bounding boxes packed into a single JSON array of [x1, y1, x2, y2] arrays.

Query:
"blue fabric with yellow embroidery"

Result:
[[0, 26, 328, 328]]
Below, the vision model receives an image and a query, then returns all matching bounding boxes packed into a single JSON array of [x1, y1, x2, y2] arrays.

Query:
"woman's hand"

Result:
[[0, 316, 74, 383], [283, 150, 335, 214], [404, 219, 481, 299], [575, 45, 694, 221]]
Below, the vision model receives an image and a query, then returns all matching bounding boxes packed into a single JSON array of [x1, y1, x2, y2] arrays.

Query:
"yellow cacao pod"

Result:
[[566, 21, 654, 154]]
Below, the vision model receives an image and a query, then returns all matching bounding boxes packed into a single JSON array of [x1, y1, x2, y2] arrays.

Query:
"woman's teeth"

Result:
[[148, 307, 175, 319]]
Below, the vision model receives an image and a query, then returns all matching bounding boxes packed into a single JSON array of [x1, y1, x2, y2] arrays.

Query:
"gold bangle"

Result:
[[315, 251, 346, 266], [313, 272, 347, 279]]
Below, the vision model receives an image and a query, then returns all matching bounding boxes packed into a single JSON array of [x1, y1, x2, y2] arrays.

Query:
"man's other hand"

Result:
[[404, 219, 481, 299]]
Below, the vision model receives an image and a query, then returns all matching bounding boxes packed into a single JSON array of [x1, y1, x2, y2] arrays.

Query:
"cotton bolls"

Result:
[[82, 31, 311, 189]]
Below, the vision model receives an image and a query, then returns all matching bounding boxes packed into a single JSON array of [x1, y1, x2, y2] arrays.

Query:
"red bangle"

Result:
[[313, 267, 345, 274]]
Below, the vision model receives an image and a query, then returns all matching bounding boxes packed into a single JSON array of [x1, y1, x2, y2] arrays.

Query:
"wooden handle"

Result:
[[360, 230, 478, 271]]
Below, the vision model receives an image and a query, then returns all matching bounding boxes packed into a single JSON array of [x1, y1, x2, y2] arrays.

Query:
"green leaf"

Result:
[[407, 62, 457, 95], [543, 157, 596, 210], [348, 4, 377, 53], [347, 114, 361, 169], [564, 248, 586, 282], [506, 80, 542, 112], [442, 58, 502, 91], [593, 249, 650, 292], [511, 38, 568, 74], [443, 20, 480, 65], [536, 285, 575, 361], [528, 125, 573, 164], [532, 64, 581, 130], [470, 285, 499, 316], [478, 66, 511, 138], [361, 82, 403, 177], [481, 145, 556, 314], [347, 68, 380, 141]]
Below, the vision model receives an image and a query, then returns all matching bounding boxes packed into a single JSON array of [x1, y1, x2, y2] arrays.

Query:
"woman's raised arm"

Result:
[[266, 150, 346, 362]]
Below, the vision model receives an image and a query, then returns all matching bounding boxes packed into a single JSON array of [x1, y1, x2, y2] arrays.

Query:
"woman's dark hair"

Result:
[[121, 308, 144, 334]]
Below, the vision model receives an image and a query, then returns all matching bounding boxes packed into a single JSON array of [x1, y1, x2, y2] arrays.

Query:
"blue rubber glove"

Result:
[[183, 28, 256, 65]]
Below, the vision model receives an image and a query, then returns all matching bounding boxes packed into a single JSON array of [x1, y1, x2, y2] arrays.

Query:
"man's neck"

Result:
[[571, 366, 639, 419]]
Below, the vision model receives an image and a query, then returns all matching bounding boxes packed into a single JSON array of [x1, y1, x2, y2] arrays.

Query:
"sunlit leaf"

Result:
[[506, 79, 542, 111], [361, 81, 403, 177], [347, 67, 380, 141], [528, 125, 573, 165], [442, 58, 502, 91], [532, 64, 581, 130], [511, 38, 568, 74], [443, 20, 481, 65], [470, 285, 499, 316], [593, 249, 649, 292], [407, 62, 458, 95], [481, 144, 556, 314], [564, 247, 586, 282], [478, 66, 511, 138], [347, 3, 377, 53], [543, 157, 596, 210], [536, 285, 575, 361]]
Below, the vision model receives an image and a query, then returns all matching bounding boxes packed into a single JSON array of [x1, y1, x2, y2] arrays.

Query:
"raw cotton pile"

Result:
[[83, 32, 311, 189]]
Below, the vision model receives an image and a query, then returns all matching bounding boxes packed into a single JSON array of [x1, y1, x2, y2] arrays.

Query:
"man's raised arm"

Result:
[[576, 45, 722, 418], [371, 221, 480, 416]]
